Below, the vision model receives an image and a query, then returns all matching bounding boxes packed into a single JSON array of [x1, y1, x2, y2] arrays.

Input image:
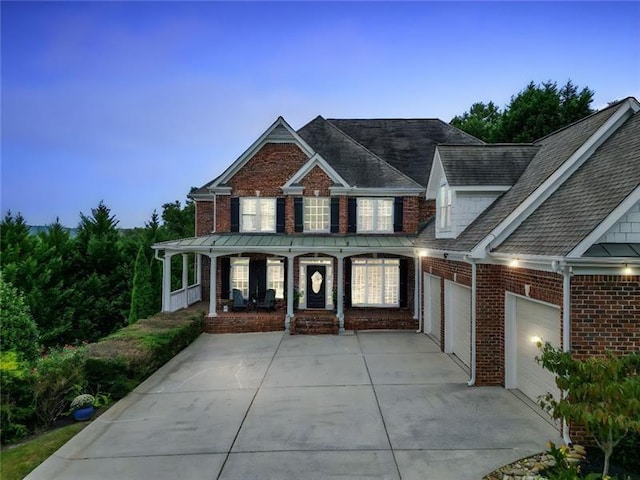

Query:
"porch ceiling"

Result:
[[154, 233, 416, 254]]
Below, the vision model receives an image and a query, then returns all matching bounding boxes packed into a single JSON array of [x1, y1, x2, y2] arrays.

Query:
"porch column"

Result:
[[162, 252, 173, 313], [208, 254, 217, 317], [286, 254, 295, 330], [413, 256, 420, 320], [182, 253, 189, 290], [336, 255, 345, 332], [196, 254, 202, 285]]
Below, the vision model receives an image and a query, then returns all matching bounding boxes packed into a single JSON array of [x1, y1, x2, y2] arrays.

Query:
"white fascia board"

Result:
[[414, 247, 472, 261], [471, 99, 639, 259], [567, 185, 640, 258], [282, 153, 350, 189], [208, 186, 232, 195], [426, 149, 445, 199], [189, 194, 215, 201], [211, 116, 315, 188], [451, 185, 511, 192], [343, 187, 424, 196]]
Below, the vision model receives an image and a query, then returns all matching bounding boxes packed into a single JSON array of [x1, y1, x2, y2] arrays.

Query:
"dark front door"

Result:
[[306, 265, 326, 309]]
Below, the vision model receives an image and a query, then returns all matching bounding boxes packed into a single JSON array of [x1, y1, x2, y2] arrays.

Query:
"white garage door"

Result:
[[424, 274, 441, 343], [444, 281, 471, 367], [512, 296, 561, 405]]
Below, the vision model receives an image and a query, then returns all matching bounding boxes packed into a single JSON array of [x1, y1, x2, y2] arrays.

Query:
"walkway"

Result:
[[27, 331, 560, 479]]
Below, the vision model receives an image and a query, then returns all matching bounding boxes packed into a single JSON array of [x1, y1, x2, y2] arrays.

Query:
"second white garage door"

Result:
[[424, 274, 441, 343], [444, 281, 471, 367], [506, 294, 561, 406]]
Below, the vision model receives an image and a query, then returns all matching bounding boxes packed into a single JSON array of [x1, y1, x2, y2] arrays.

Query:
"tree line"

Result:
[[1, 200, 194, 353]]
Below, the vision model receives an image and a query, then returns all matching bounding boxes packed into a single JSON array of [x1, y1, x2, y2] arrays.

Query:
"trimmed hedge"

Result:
[[85, 307, 204, 400]]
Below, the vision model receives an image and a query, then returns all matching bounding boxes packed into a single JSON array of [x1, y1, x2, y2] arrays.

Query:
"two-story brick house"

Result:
[[154, 114, 482, 333]]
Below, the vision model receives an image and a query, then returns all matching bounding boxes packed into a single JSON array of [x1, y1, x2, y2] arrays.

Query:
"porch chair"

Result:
[[232, 289, 247, 311], [257, 289, 276, 311]]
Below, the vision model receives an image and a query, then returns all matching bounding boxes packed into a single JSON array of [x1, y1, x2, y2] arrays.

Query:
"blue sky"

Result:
[[2, 1, 639, 228]]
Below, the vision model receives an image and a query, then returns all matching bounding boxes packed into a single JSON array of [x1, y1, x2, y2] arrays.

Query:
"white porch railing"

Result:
[[187, 283, 202, 304], [169, 283, 202, 312]]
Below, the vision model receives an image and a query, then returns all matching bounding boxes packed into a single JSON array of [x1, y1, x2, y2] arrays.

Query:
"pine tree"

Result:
[[129, 245, 154, 324]]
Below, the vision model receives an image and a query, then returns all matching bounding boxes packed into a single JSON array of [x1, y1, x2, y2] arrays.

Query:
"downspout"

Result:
[[467, 258, 477, 387], [562, 264, 573, 446], [416, 255, 423, 333]]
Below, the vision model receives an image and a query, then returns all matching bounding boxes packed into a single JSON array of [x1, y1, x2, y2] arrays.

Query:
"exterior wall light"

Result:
[[530, 335, 542, 345], [510, 258, 520, 268]]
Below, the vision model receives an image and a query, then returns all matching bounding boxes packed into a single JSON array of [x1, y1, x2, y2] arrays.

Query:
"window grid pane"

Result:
[[304, 198, 329, 232], [377, 199, 393, 232], [231, 258, 249, 298], [267, 259, 285, 299], [241, 198, 275, 232], [351, 258, 399, 307]]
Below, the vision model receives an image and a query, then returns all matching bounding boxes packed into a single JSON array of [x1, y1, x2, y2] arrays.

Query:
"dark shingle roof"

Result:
[[438, 145, 539, 186], [326, 119, 484, 187], [495, 111, 640, 256], [416, 101, 622, 252], [297, 116, 422, 189]]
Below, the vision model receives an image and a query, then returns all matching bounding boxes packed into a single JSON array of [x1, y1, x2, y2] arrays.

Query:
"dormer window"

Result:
[[438, 182, 452, 231]]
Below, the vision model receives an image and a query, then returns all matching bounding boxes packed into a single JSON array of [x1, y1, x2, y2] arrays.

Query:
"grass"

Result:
[[0, 423, 87, 480]]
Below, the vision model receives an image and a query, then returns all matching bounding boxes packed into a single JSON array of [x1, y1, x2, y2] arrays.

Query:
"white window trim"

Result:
[[303, 197, 330, 233], [357, 197, 394, 233], [437, 181, 452, 232], [240, 197, 276, 233], [351, 258, 400, 307], [230, 257, 250, 299], [267, 258, 285, 299]]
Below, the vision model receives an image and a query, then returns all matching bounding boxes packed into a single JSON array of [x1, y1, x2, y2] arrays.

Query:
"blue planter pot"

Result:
[[72, 406, 94, 421]]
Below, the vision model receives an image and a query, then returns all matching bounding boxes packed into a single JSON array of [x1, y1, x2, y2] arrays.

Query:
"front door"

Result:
[[306, 265, 326, 309]]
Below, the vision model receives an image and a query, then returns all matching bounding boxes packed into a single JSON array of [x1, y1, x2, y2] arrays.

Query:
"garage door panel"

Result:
[[445, 282, 471, 367], [514, 297, 561, 405], [425, 274, 441, 342]]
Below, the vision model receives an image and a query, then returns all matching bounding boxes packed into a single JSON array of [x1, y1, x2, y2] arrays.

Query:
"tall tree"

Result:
[[0, 276, 40, 363], [129, 245, 154, 324], [450, 101, 502, 142], [450, 80, 595, 143]]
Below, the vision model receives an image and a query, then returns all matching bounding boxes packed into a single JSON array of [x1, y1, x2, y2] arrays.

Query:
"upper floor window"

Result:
[[241, 198, 275, 232], [438, 183, 452, 231], [304, 197, 330, 232], [357, 198, 393, 233]]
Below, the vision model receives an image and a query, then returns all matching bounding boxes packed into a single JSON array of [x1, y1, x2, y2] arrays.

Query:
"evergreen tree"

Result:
[[129, 245, 154, 324], [450, 101, 502, 142], [0, 275, 40, 363]]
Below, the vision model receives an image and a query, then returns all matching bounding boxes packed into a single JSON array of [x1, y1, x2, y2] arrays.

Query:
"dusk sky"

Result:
[[2, 1, 639, 228]]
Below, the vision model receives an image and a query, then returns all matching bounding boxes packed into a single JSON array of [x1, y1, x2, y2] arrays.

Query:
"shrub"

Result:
[[0, 351, 36, 443], [85, 310, 203, 400], [33, 345, 87, 427]]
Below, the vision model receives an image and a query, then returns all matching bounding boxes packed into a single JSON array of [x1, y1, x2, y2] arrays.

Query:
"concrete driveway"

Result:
[[27, 331, 561, 479]]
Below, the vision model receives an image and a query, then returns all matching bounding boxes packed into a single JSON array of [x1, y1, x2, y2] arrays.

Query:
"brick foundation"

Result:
[[344, 309, 417, 331], [290, 313, 339, 335], [203, 314, 284, 333]]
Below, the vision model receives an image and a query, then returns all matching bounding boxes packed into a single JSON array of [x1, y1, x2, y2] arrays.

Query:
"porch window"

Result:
[[230, 258, 250, 298], [304, 197, 330, 232], [357, 198, 393, 233], [351, 258, 399, 307], [267, 258, 285, 299], [241, 198, 276, 232], [438, 183, 452, 230]]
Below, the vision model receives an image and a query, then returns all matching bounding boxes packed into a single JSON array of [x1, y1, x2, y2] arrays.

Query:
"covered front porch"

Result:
[[152, 233, 422, 333]]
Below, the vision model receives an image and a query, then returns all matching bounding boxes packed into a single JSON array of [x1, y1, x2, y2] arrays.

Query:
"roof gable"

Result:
[[209, 116, 314, 191], [282, 153, 351, 193]]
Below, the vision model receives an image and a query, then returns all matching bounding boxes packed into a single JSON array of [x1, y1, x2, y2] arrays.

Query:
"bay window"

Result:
[[241, 198, 276, 232], [351, 258, 399, 307], [357, 198, 393, 233]]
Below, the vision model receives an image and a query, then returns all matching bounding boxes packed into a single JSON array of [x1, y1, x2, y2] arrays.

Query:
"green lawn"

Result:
[[0, 423, 87, 480]]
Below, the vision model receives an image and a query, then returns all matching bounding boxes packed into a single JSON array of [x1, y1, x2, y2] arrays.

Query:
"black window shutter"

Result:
[[294, 197, 303, 233], [344, 258, 352, 307], [330, 197, 340, 233], [399, 259, 408, 308], [220, 257, 230, 299], [347, 198, 357, 233], [249, 259, 267, 300], [394, 197, 404, 232], [230, 197, 240, 232], [276, 198, 286, 233]]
